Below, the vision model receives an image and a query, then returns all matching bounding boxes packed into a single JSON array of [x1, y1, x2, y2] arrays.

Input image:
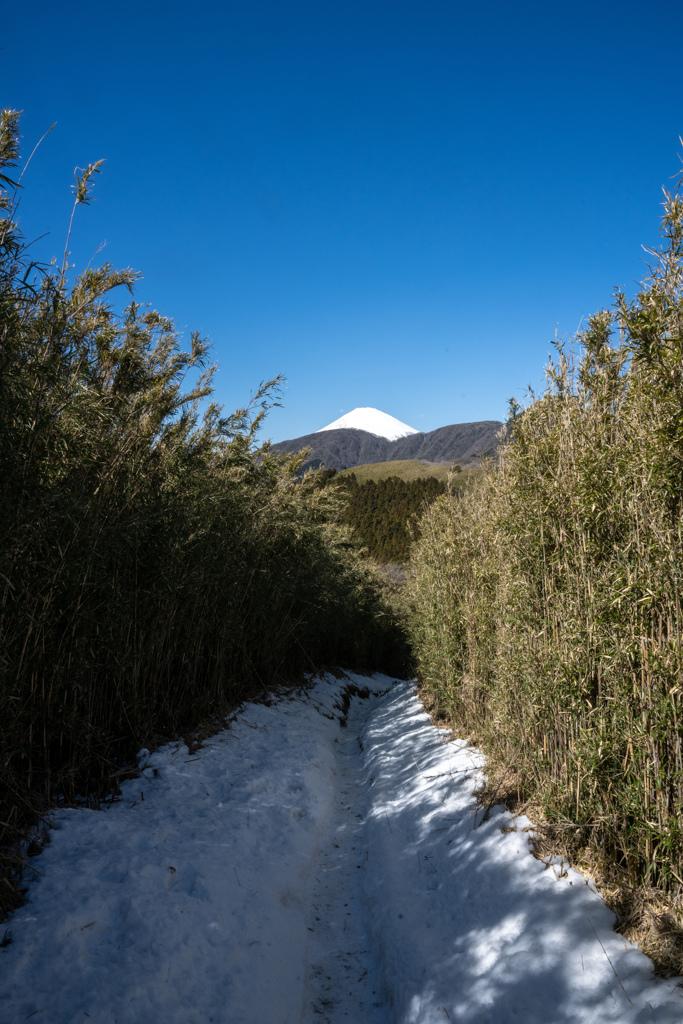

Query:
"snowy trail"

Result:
[[300, 688, 389, 1022], [2, 673, 683, 1024]]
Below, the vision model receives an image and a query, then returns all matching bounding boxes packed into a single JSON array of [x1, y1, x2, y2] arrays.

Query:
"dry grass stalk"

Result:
[[407, 154, 683, 974], [0, 112, 410, 917]]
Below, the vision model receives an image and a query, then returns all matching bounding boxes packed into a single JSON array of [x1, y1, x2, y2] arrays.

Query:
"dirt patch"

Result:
[[333, 683, 372, 728]]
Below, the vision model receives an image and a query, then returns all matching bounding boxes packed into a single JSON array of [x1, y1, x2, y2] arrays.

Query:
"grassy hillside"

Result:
[[339, 459, 450, 483], [338, 459, 483, 485]]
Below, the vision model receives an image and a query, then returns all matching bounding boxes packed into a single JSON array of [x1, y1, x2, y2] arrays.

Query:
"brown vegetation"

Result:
[[0, 111, 409, 917], [407, 153, 683, 973]]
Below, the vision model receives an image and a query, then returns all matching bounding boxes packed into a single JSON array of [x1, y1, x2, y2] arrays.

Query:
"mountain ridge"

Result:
[[270, 419, 504, 472]]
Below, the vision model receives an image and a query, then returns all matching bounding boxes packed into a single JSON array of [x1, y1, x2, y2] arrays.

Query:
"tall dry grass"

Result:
[[408, 157, 683, 906], [0, 111, 409, 912]]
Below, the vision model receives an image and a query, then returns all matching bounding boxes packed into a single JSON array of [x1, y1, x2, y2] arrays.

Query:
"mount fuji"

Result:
[[271, 408, 503, 473], [317, 408, 419, 442]]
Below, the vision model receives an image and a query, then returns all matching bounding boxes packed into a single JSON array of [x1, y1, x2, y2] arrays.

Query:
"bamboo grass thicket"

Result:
[[407, 156, 683, 897], [0, 112, 409, 911]]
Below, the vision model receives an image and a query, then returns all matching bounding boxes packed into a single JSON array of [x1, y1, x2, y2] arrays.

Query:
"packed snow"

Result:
[[317, 408, 420, 441], [2, 673, 682, 1023]]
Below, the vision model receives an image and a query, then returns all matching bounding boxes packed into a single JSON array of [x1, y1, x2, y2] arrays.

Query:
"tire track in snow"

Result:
[[301, 691, 390, 1023]]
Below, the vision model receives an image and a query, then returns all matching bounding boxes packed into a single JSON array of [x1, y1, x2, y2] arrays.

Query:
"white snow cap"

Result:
[[317, 407, 420, 441]]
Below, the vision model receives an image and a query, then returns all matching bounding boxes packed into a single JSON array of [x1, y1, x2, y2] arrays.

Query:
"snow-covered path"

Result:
[[300, 685, 389, 1022], [2, 674, 683, 1023]]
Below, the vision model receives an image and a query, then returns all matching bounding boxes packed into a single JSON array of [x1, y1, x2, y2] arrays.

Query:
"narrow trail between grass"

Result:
[[300, 690, 389, 1022], [2, 673, 683, 1024]]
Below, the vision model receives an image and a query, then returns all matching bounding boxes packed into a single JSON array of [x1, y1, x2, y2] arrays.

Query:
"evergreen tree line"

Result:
[[0, 112, 409, 913], [317, 470, 446, 562], [407, 159, 683, 958]]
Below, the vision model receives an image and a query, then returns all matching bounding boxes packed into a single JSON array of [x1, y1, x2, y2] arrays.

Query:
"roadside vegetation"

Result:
[[0, 111, 410, 916], [407, 155, 683, 971]]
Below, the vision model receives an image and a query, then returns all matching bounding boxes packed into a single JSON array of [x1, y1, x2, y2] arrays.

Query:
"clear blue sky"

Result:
[[4, 0, 683, 441]]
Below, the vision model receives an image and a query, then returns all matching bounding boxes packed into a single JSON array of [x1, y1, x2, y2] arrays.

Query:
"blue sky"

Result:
[[4, 0, 683, 441]]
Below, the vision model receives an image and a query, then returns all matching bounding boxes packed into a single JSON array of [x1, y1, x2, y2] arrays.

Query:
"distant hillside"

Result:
[[339, 459, 452, 483], [338, 459, 483, 488], [271, 419, 503, 471]]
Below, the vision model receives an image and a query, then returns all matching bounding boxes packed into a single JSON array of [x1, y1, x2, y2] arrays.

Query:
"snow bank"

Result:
[[361, 681, 683, 1023], [0, 686, 344, 1023]]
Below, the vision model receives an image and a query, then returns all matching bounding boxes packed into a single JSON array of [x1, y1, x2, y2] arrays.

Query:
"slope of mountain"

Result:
[[338, 459, 454, 483], [336, 460, 484, 487], [318, 407, 419, 440], [271, 418, 504, 471]]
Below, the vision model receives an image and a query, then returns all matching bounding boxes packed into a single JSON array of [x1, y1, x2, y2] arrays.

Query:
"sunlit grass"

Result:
[[407, 158, 683, 967]]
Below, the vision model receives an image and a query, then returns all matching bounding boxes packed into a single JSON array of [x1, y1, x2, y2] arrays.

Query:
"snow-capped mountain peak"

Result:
[[317, 407, 420, 441]]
